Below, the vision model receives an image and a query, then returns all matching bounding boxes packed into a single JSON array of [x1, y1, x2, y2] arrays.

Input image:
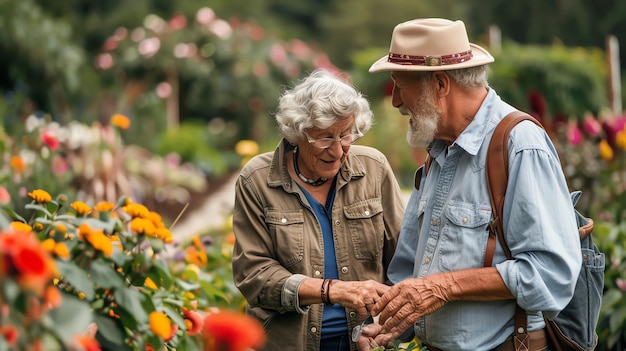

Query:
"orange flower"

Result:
[[111, 113, 131, 129], [44, 285, 63, 309], [130, 218, 156, 235], [94, 201, 115, 212], [123, 203, 149, 218], [599, 139, 614, 162], [10, 155, 27, 174], [202, 310, 265, 351], [74, 335, 101, 351], [71, 201, 92, 216], [144, 277, 158, 290], [10, 221, 32, 233], [165, 323, 178, 342], [149, 311, 172, 339], [0, 229, 57, 291], [28, 189, 52, 203], [183, 310, 203, 336]]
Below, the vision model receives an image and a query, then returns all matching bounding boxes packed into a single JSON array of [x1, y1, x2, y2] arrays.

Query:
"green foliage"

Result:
[[489, 41, 608, 118]]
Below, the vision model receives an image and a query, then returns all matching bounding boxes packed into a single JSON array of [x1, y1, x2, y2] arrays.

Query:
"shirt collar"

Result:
[[429, 87, 499, 157]]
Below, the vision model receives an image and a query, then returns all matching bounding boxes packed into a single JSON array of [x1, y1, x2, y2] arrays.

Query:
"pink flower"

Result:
[[196, 7, 216, 25], [617, 278, 626, 292], [582, 114, 602, 136], [51, 155, 69, 176], [0, 186, 10, 204], [169, 14, 187, 30], [567, 121, 583, 145]]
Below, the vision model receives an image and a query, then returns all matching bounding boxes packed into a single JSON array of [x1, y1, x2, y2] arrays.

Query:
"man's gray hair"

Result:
[[275, 69, 373, 144], [445, 65, 489, 89]]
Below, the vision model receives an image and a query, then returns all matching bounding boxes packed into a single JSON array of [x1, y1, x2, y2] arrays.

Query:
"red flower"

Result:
[[0, 325, 18, 346], [41, 130, 60, 150], [202, 310, 265, 351]]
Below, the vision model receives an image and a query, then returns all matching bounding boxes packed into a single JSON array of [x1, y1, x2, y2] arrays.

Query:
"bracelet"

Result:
[[325, 279, 335, 306], [321, 279, 329, 305]]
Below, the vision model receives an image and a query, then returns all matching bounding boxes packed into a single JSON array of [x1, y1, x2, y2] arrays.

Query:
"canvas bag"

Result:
[[485, 111, 605, 351]]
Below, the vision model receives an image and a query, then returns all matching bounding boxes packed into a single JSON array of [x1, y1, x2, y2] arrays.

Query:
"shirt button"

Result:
[[281, 218, 287, 223], [462, 217, 468, 223], [314, 270, 321, 276], [341, 267, 349, 274], [364, 210, 370, 216], [432, 219, 438, 225], [310, 326, 317, 333], [424, 258, 431, 264], [335, 220, 341, 226]]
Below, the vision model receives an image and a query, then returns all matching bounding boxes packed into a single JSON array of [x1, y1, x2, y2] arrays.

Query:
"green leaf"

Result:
[[93, 313, 131, 350], [0, 205, 26, 222], [56, 260, 95, 300], [89, 259, 124, 289], [162, 305, 186, 328], [25, 203, 52, 216], [47, 292, 93, 342], [609, 302, 626, 333], [114, 287, 148, 324]]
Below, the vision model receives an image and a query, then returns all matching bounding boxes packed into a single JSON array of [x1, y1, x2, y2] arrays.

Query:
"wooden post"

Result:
[[488, 25, 501, 54], [606, 35, 622, 115]]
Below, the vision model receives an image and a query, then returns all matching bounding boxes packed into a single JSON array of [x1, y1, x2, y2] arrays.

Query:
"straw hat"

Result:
[[369, 18, 494, 72]]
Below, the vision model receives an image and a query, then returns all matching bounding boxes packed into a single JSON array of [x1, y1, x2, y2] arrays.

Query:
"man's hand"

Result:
[[355, 322, 395, 351]]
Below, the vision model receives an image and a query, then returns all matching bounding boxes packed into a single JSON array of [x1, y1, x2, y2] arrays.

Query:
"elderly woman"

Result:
[[232, 69, 405, 351]]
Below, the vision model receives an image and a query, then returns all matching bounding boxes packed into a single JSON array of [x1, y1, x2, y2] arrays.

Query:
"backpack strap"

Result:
[[485, 111, 544, 351]]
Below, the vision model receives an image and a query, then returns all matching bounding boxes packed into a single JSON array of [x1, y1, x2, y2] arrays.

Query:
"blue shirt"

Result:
[[388, 88, 582, 350], [299, 181, 348, 339]]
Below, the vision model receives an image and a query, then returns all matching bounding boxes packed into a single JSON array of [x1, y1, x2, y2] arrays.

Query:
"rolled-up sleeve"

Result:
[[282, 274, 310, 313]]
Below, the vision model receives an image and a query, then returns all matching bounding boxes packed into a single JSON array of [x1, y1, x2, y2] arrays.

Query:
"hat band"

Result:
[[388, 50, 473, 66]]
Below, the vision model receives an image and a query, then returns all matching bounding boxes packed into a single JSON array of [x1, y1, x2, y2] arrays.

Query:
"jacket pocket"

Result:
[[439, 201, 491, 271], [344, 199, 384, 260], [266, 209, 305, 268]]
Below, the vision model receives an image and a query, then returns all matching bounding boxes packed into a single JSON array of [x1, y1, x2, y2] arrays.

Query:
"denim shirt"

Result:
[[388, 88, 582, 350]]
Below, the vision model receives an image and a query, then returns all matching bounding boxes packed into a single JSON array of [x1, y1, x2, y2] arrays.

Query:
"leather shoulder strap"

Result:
[[485, 111, 544, 265], [484, 111, 544, 351]]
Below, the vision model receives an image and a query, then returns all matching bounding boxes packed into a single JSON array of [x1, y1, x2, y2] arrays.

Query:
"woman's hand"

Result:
[[329, 280, 390, 320]]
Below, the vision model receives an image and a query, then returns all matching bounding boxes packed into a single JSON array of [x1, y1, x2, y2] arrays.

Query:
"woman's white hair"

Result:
[[275, 69, 373, 144]]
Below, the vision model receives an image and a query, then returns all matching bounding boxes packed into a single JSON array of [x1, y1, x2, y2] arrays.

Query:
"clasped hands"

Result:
[[354, 276, 453, 351]]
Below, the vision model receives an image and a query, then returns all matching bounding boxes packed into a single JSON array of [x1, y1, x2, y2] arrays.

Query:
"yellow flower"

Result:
[[87, 230, 113, 257], [70, 201, 92, 216], [599, 139, 614, 161], [235, 139, 260, 156], [10, 221, 32, 233], [122, 203, 149, 218], [149, 311, 172, 339], [146, 211, 164, 228], [78, 292, 86, 300], [28, 189, 52, 203], [111, 113, 131, 129], [94, 201, 115, 212], [144, 277, 158, 290], [34, 222, 44, 231]]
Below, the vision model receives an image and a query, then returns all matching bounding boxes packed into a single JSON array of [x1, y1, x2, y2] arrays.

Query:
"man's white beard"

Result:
[[406, 114, 439, 148]]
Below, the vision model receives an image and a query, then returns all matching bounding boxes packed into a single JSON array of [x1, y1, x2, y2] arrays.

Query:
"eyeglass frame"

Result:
[[304, 132, 364, 149]]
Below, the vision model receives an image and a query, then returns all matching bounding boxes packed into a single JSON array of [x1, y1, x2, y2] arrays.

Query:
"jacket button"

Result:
[[349, 311, 356, 318], [335, 220, 341, 225], [281, 218, 287, 223], [310, 326, 317, 333], [314, 270, 321, 276], [364, 210, 370, 216], [341, 267, 348, 274]]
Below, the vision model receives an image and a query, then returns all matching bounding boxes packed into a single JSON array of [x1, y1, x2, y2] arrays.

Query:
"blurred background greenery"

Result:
[[1, 0, 626, 349]]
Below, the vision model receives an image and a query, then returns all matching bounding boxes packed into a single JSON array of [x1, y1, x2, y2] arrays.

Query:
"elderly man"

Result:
[[360, 18, 582, 351]]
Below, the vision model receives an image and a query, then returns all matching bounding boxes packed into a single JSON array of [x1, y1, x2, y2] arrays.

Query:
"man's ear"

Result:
[[432, 71, 450, 96]]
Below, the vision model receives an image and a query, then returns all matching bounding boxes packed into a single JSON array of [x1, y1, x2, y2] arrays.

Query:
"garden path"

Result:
[[170, 173, 238, 241]]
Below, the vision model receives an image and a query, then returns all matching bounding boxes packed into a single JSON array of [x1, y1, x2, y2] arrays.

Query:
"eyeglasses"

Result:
[[306, 133, 363, 149]]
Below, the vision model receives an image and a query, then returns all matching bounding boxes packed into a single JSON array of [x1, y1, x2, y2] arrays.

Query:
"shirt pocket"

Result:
[[438, 201, 491, 272], [266, 209, 305, 268], [344, 199, 384, 260]]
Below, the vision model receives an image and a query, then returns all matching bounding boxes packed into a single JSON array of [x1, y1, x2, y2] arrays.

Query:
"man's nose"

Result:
[[391, 84, 402, 108]]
